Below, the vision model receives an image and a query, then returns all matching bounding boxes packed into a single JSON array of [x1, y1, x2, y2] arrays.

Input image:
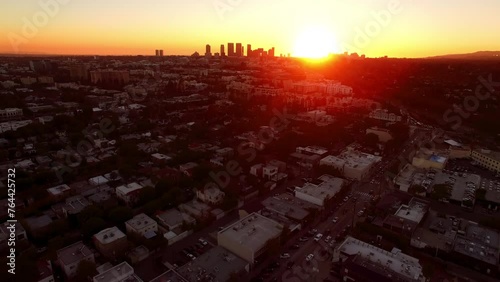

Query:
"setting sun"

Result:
[[293, 26, 339, 59]]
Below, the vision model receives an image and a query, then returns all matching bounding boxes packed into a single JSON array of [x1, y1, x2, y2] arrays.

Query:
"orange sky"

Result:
[[2, 0, 500, 57]]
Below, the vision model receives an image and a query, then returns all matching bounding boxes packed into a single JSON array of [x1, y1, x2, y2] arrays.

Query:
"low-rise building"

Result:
[[92, 261, 142, 282], [57, 241, 95, 278], [320, 147, 381, 180], [46, 184, 71, 200], [295, 175, 346, 206], [369, 109, 402, 122], [93, 226, 128, 259], [217, 212, 283, 264], [412, 148, 449, 170], [366, 127, 393, 143], [334, 236, 425, 282], [63, 196, 91, 217], [125, 213, 158, 238], [383, 198, 430, 235], [156, 209, 195, 231], [176, 246, 249, 282], [196, 186, 225, 205], [116, 182, 144, 205]]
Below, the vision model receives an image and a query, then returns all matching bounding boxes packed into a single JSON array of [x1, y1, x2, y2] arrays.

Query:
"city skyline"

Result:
[[2, 0, 500, 58]]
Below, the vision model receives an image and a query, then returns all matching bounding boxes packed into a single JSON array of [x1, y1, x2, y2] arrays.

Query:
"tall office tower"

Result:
[[220, 44, 225, 56], [228, 43, 235, 56], [155, 50, 160, 56], [247, 44, 252, 57], [205, 44, 212, 57], [159, 50, 164, 56], [235, 43, 242, 56]]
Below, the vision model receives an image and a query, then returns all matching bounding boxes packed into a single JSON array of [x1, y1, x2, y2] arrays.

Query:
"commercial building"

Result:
[[176, 246, 249, 282], [205, 44, 211, 57], [90, 70, 130, 85], [471, 149, 500, 173], [452, 224, 499, 275], [217, 212, 283, 264], [125, 213, 157, 238], [227, 43, 235, 56], [236, 43, 242, 56], [412, 148, 449, 170], [57, 241, 95, 278], [93, 227, 128, 259], [334, 237, 425, 282], [294, 174, 346, 206], [320, 147, 382, 181], [261, 195, 311, 223], [383, 198, 430, 235], [220, 44, 225, 57], [92, 261, 142, 282]]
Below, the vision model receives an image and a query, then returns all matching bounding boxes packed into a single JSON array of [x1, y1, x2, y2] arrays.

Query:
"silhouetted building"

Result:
[[236, 43, 242, 56], [220, 44, 225, 57], [268, 47, 275, 57], [29, 60, 55, 74], [228, 43, 235, 56], [205, 44, 211, 57], [69, 64, 90, 82], [247, 44, 252, 57]]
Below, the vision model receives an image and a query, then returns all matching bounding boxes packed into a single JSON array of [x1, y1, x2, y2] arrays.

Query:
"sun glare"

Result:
[[293, 26, 339, 59]]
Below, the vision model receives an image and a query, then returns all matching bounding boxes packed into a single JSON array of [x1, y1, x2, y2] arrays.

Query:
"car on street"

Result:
[[299, 237, 309, 242], [357, 210, 364, 217], [280, 253, 291, 259], [314, 233, 323, 242], [290, 244, 300, 249], [306, 254, 314, 262]]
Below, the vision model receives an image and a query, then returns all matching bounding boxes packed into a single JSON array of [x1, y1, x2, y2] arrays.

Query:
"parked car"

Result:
[[332, 217, 338, 223], [299, 237, 309, 242], [306, 254, 314, 262], [314, 233, 323, 242], [198, 238, 208, 246]]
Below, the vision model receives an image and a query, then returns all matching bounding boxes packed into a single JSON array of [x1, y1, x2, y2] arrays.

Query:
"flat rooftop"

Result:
[[126, 213, 157, 231], [295, 175, 345, 201], [454, 235, 498, 265], [47, 184, 71, 196], [176, 246, 248, 282], [150, 271, 188, 282], [338, 237, 423, 281], [218, 213, 283, 253], [92, 261, 142, 282], [57, 241, 93, 266], [156, 209, 195, 228], [94, 226, 126, 244], [261, 196, 309, 221], [331, 148, 382, 169], [116, 182, 143, 195], [394, 198, 429, 223], [474, 149, 500, 162]]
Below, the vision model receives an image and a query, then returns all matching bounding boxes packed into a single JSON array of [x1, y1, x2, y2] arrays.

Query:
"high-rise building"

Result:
[[268, 47, 275, 57], [247, 44, 252, 57], [155, 50, 159, 56], [228, 43, 235, 56], [220, 44, 225, 57], [159, 50, 164, 56], [205, 44, 212, 57], [236, 43, 242, 57]]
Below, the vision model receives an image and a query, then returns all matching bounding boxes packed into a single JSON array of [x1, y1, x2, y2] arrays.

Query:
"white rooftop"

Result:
[[394, 198, 429, 223], [47, 184, 71, 196], [126, 213, 156, 231], [339, 237, 423, 281], [92, 261, 141, 282], [116, 182, 143, 195], [94, 226, 126, 244]]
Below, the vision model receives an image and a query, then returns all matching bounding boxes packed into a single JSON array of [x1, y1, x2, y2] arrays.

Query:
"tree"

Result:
[[107, 206, 133, 224], [75, 260, 97, 282], [364, 133, 379, 148], [81, 217, 106, 237], [78, 205, 104, 225], [409, 184, 426, 195]]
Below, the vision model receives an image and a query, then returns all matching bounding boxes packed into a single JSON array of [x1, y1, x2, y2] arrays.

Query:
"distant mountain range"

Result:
[[426, 51, 500, 60]]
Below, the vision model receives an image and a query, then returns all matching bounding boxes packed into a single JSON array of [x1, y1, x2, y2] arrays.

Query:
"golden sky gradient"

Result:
[[2, 0, 500, 57]]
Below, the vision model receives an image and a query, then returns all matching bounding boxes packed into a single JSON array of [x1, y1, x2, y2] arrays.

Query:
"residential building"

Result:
[[0, 108, 23, 120], [93, 227, 128, 259], [46, 184, 71, 200], [333, 237, 425, 282], [125, 213, 158, 238], [57, 241, 95, 278], [383, 198, 430, 235], [217, 212, 283, 264], [92, 261, 142, 282], [156, 209, 195, 231], [116, 183, 144, 205], [63, 196, 91, 217], [179, 162, 199, 177], [36, 260, 55, 282], [196, 186, 225, 205]]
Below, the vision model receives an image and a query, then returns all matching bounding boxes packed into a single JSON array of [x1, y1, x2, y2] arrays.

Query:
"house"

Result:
[[92, 261, 142, 282], [179, 162, 199, 176], [57, 241, 95, 278], [156, 209, 195, 231], [125, 213, 158, 238], [116, 183, 144, 205], [93, 227, 128, 259], [196, 186, 225, 205]]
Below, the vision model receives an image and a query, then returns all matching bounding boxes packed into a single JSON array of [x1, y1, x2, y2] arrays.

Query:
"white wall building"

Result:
[[125, 213, 158, 237]]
